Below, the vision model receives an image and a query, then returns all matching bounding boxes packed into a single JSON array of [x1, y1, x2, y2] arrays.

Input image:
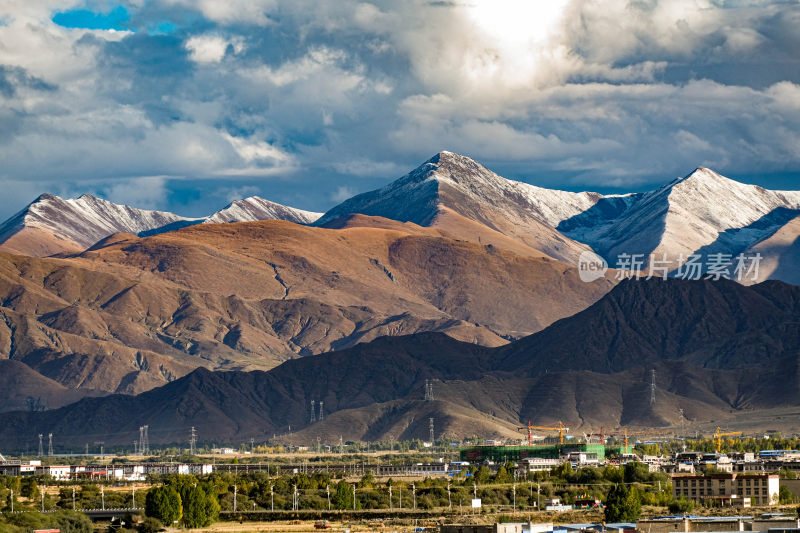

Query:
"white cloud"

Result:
[[223, 133, 292, 166], [161, 0, 278, 26], [186, 35, 244, 63], [102, 176, 169, 210], [331, 185, 355, 202], [0, 0, 799, 219]]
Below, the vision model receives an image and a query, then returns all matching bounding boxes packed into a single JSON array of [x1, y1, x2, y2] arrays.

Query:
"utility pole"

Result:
[[352, 484, 356, 510], [270, 485, 274, 511], [101, 487, 105, 510], [38, 434, 43, 457], [412, 483, 416, 509], [537, 482, 541, 511], [72, 487, 76, 510], [326, 484, 330, 510], [447, 482, 451, 510], [10, 489, 13, 513], [233, 484, 237, 512], [389, 485, 393, 511], [512, 483, 516, 512], [48, 433, 53, 456]]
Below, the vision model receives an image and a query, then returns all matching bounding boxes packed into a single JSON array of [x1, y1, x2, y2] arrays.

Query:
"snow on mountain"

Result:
[[316, 151, 596, 263], [0, 194, 197, 256], [0, 193, 320, 257], [205, 196, 321, 225], [557, 167, 800, 270], [741, 214, 800, 285]]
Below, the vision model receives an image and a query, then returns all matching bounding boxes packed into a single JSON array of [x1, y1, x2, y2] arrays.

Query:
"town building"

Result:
[[671, 473, 779, 506]]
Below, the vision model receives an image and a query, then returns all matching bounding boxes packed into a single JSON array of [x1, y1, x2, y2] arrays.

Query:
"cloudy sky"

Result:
[[0, 0, 799, 219]]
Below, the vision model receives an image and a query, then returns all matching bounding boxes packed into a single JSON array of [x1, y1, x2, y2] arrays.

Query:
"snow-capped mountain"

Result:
[[205, 196, 321, 225], [0, 194, 198, 257], [318, 152, 800, 283], [0, 193, 320, 257], [316, 151, 595, 263], [556, 167, 800, 271]]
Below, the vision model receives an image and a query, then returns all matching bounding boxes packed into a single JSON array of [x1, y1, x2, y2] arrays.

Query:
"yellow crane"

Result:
[[616, 428, 671, 450], [517, 420, 570, 445], [713, 427, 742, 452]]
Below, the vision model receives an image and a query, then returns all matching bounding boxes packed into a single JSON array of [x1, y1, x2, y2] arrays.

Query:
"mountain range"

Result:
[[1, 277, 798, 448], [0, 194, 322, 257], [0, 151, 799, 447], [2, 152, 798, 283]]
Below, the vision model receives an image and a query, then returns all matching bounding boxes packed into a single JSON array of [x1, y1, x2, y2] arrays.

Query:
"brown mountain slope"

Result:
[[0, 217, 613, 394], [0, 359, 106, 413], [3, 275, 797, 448]]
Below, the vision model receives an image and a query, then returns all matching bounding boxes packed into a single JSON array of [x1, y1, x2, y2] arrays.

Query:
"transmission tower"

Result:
[[139, 425, 149, 455], [48, 433, 53, 456], [38, 434, 43, 457], [318, 401, 324, 421], [429, 418, 435, 443], [190, 427, 197, 455], [424, 380, 434, 401], [310, 400, 316, 423], [650, 369, 656, 406]]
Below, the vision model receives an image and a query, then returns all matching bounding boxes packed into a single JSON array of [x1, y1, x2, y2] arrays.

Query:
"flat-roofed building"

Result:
[[671, 473, 779, 506]]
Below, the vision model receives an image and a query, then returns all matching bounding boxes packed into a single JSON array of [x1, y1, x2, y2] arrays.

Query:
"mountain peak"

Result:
[[204, 196, 321, 225]]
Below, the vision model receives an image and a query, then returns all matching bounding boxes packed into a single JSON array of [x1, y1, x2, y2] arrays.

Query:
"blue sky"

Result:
[[0, 0, 799, 219]]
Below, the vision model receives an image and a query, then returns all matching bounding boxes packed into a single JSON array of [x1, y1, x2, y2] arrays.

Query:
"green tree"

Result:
[[20, 478, 39, 500], [475, 465, 492, 484], [623, 462, 651, 484], [779, 486, 795, 504], [668, 496, 695, 514], [332, 480, 360, 510], [181, 485, 210, 528], [144, 486, 182, 526], [495, 465, 513, 484], [605, 484, 641, 522]]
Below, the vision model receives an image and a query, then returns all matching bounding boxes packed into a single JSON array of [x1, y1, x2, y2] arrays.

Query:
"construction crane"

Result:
[[517, 420, 570, 445], [713, 427, 742, 453], [613, 428, 672, 450]]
